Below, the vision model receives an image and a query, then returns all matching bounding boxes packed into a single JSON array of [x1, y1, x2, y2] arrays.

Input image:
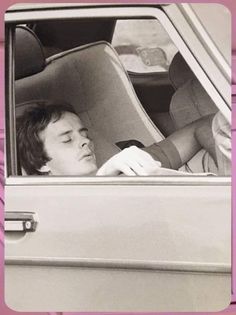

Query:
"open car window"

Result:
[[5, 5, 231, 179]]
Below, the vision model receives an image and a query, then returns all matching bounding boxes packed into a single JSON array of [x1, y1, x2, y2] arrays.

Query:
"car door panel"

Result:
[[5, 182, 231, 311], [5, 184, 230, 261], [5, 265, 230, 311]]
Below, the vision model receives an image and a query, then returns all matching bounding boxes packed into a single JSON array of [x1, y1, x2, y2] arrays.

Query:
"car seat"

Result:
[[168, 52, 218, 173], [14, 26, 164, 172], [168, 52, 218, 130]]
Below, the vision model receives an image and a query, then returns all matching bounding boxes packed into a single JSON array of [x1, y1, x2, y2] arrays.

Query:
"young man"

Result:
[[17, 102, 163, 176], [16, 102, 228, 176]]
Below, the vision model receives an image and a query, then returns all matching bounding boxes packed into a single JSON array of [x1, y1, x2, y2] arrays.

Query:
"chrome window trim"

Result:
[[6, 3, 167, 12], [5, 26, 17, 177], [5, 176, 231, 186]]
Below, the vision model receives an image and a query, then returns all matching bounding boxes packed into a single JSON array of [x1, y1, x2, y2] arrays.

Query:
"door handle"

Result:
[[5, 212, 38, 232]]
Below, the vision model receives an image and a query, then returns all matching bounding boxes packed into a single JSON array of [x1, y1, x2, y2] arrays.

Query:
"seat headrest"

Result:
[[15, 26, 46, 80], [169, 52, 195, 89]]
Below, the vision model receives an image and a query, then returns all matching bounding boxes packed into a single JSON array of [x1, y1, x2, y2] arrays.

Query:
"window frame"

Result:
[[5, 5, 231, 185]]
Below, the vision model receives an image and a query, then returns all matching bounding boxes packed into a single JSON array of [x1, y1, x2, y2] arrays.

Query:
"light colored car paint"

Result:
[[5, 183, 231, 311], [4, 4, 231, 311]]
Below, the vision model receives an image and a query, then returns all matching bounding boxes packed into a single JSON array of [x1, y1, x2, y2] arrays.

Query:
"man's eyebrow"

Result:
[[57, 130, 72, 137]]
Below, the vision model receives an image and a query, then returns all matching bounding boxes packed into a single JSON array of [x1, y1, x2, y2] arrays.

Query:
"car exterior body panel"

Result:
[[5, 183, 231, 311], [4, 3, 232, 311]]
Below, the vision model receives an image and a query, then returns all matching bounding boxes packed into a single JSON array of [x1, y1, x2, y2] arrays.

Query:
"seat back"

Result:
[[168, 52, 217, 129], [168, 52, 219, 173], [15, 26, 163, 170]]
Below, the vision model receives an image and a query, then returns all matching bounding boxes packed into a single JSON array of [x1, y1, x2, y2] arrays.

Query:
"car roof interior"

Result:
[[30, 19, 116, 58]]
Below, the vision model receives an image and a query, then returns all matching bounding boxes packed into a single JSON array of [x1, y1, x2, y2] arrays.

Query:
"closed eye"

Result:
[[62, 138, 72, 143]]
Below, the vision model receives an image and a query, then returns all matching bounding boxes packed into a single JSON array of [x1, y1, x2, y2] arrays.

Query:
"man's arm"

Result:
[[96, 146, 161, 176], [96, 145, 213, 176], [211, 111, 231, 175], [144, 114, 216, 170], [97, 114, 217, 176]]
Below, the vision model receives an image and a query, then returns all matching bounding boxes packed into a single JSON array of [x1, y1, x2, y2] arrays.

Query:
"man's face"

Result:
[[39, 111, 97, 175]]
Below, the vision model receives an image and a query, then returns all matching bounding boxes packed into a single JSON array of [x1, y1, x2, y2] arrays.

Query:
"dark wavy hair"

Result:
[[16, 101, 77, 175]]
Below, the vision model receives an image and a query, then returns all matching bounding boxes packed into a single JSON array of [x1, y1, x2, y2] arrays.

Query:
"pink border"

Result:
[[0, 0, 235, 314]]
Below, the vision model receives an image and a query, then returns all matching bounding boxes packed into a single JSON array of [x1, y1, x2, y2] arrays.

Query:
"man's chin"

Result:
[[78, 161, 98, 176]]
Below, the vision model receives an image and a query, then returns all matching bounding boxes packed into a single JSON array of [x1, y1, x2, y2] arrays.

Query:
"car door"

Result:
[[4, 4, 231, 312]]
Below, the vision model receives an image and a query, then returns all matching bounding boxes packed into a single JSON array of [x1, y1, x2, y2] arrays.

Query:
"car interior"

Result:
[[15, 25, 164, 171], [13, 18, 219, 175], [30, 19, 178, 137]]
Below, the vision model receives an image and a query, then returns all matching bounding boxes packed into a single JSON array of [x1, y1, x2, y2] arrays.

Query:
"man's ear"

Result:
[[38, 164, 51, 173]]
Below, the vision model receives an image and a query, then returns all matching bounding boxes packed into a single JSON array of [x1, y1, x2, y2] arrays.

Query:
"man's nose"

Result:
[[80, 136, 90, 148]]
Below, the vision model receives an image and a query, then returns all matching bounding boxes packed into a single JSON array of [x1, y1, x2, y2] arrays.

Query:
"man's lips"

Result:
[[79, 151, 95, 161]]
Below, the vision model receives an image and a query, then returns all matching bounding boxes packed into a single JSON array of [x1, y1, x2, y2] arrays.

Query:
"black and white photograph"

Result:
[[4, 2, 231, 312]]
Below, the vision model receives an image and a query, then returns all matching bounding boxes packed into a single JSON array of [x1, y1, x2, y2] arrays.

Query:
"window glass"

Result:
[[112, 19, 178, 73]]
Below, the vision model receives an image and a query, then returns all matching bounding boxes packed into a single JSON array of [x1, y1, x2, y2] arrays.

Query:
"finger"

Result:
[[129, 146, 160, 168], [121, 146, 161, 173], [144, 160, 162, 173], [119, 164, 136, 176], [126, 160, 148, 175], [134, 158, 162, 175], [135, 153, 160, 171]]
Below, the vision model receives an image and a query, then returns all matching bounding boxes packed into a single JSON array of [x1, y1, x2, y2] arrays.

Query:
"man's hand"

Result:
[[96, 146, 161, 176]]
